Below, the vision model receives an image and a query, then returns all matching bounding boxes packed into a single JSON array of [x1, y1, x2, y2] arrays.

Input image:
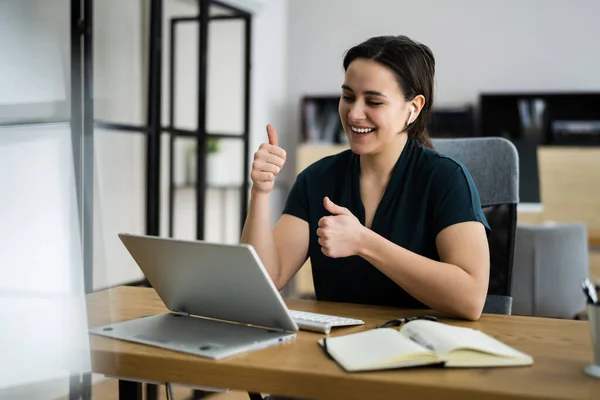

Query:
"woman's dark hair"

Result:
[[343, 35, 435, 149]]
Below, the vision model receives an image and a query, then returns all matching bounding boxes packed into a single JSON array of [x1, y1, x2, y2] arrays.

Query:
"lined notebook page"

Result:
[[321, 328, 434, 370], [401, 320, 529, 358]]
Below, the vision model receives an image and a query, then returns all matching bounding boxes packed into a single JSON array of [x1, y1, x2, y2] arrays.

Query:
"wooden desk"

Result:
[[87, 286, 600, 400]]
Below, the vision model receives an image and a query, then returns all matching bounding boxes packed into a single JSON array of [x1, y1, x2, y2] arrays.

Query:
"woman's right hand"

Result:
[[250, 124, 287, 194]]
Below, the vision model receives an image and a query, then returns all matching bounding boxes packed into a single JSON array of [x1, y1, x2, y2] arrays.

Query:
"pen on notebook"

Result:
[[582, 278, 598, 305]]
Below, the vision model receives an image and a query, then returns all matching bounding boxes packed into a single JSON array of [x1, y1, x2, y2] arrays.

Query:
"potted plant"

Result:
[[186, 138, 230, 186], [206, 138, 230, 186]]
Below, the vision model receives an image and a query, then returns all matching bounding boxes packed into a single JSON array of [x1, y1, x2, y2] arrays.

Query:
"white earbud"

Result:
[[407, 106, 415, 126]]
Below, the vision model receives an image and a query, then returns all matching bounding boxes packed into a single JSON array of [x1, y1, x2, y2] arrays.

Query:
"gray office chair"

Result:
[[511, 223, 589, 319], [432, 137, 519, 315]]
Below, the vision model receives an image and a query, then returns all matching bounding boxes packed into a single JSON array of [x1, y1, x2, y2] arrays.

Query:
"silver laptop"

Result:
[[89, 234, 298, 359]]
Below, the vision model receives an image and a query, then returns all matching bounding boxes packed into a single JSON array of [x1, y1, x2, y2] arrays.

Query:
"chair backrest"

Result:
[[512, 223, 589, 319], [432, 137, 519, 315]]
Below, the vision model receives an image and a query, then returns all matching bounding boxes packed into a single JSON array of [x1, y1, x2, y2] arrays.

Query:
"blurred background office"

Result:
[[1, 0, 599, 399]]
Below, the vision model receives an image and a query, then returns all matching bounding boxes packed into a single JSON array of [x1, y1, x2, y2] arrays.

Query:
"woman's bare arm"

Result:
[[357, 221, 489, 320], [240, 124, 310, 289], [241, 194, 309, 289]]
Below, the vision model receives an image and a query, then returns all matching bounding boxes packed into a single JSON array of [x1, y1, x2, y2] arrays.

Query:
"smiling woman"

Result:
[[241, 35, 490, 324], [340, 36, 434, 150]]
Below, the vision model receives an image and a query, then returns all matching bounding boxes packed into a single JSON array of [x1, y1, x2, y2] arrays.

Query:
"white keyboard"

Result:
[[289, 310, 364, 334]]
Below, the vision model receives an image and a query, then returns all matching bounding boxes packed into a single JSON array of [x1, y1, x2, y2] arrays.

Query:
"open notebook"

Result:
[[319, 320, 533, 372]]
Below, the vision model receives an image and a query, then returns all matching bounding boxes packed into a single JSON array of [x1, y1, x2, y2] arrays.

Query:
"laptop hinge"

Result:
[[174, 311, 190, 317]]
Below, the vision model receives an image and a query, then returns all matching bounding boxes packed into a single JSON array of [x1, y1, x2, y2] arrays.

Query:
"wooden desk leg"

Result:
[[118, 380, 142, 400]]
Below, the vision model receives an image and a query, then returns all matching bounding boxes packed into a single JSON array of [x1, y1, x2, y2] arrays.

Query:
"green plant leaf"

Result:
[[207, 138, 220, 153]]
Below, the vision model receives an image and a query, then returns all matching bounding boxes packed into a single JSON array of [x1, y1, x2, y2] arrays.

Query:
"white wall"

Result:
[[0, 0, 69, 121], [285, 0, 600, 178], [0, 1, 67, 106], [250, 0, 289, 223]]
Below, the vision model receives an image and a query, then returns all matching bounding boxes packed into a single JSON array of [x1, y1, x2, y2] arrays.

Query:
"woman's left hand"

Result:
[[317, 197, 366, 258]]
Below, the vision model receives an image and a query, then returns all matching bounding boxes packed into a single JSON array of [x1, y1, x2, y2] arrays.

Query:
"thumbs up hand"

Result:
[[317, 197, 366, 258], [251, 124, 287, 194]]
